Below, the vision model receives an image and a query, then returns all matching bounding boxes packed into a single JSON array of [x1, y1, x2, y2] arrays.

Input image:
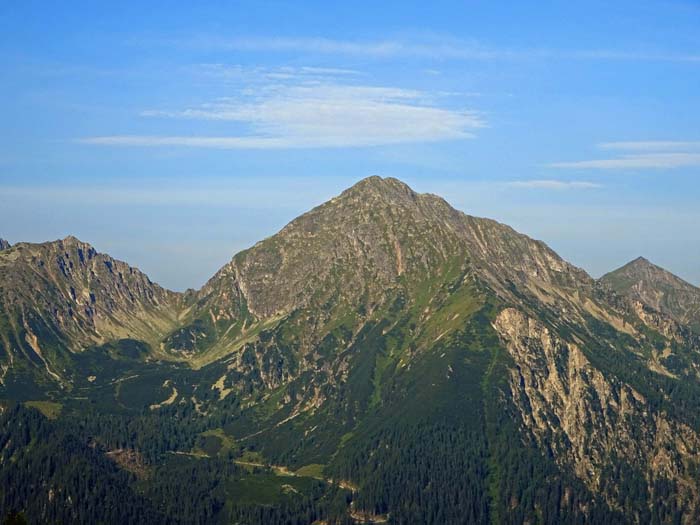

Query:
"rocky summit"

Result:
[[2, 176, 700, 524], [602, 256, 700, 333]]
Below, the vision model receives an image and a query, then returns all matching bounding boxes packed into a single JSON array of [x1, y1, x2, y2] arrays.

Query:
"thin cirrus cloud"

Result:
[[506, 180, 602, 190], [81, 83, 485, 149], [549, 141, 700, 169], [174, 35, 507, 60], [171, 35, 700, 63], [190, 64, 363, 83], [599, 141, 700, 151]]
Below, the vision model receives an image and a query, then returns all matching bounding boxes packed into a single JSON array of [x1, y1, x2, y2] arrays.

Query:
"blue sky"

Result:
[[1, 1, 699, 290]]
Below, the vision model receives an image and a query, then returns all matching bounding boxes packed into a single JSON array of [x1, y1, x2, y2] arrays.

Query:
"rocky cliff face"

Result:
[[494, 308, 700, 521], [0, 239, 10, 251], [602, 257, 700, 333]]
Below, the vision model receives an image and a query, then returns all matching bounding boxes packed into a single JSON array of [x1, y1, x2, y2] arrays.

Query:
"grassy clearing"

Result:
[[203, 428, 236, 448], [25, 400, 62, 419], [295, 463, 325, 479], [225, 472, 316, 505], [195, 428, 237, 457]]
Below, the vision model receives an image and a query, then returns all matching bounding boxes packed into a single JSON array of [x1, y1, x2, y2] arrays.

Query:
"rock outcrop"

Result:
[[495, 307, 700, 521]]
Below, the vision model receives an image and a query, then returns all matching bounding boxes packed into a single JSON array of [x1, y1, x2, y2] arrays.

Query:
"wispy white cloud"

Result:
[[550, 139, 700, 169], [81, 136, 300, 149], [170, 35, 700, 63], [294, 66, 361, 76], [599, 141, 700, 151], [190, 63, 363, 83], [505, 180, 602, 189], [182, 36, 505, 60], [549, 153, 700, 169], [81, 83, 484, 149], [565, 50, 700, 62]]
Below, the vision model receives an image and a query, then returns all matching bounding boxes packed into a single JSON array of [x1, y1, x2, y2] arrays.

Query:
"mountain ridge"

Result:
[[3, 176, 700, 523], [0, 234, 185, 389], [2, 177, 694, 374]]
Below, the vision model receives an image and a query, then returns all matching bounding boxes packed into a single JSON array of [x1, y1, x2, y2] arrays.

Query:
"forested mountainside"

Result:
[[2, 176, 700, 524]]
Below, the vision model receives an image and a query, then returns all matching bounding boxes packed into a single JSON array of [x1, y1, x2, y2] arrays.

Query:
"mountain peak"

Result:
[[615, 256, 681, 279], [602, 257, 700, 331], [604, 256, 689, 286], [350, 175, 409, 189], [626, 255, 656, 269], [59, 234, 91, 247], [197, 175, 590, 334], [0, 238, 10, 251], [200, 175, 456, 321], [340, 175, 417, 203]]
